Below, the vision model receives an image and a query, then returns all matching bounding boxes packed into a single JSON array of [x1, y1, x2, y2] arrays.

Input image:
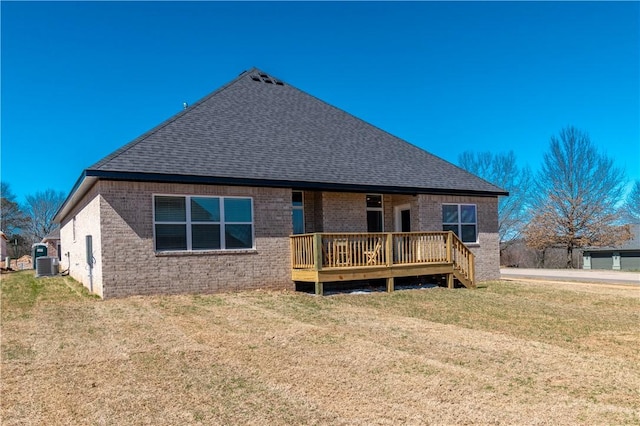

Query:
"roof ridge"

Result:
[[89, 68, 259, 170]]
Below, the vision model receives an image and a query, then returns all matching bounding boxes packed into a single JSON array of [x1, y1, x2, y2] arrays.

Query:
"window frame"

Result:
[[366, 194, 384, 232], [292, 191, 305, 235], [442, 203, 478, 244], [153, 194, 255, 252]]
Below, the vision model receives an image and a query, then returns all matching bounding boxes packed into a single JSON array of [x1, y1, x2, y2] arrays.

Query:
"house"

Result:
[[42, 228, 61, 261], [53, 68, 507, 298], [0, 231, 8, 266], [583, 224, 640, 271]]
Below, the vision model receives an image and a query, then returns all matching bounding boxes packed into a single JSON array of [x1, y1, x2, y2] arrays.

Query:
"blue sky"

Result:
[[2, 1, 639, 204]]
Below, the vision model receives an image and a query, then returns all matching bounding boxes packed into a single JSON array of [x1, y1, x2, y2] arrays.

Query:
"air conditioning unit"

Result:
[[36, 256, 58, 277]]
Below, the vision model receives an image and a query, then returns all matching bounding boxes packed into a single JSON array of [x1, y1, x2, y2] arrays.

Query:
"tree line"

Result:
[[459, 125, 639, 268], [1, 183, 66, 259]]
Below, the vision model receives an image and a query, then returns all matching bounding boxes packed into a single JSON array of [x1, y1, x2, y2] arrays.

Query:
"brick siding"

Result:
[[59, 182, 500, 298]]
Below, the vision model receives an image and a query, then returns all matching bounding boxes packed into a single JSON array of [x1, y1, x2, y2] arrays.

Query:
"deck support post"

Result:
[[313, 233, 323, 272], [386, 277, 394, 292], [385, 233, 393, 267], [446, 273, 454, 289], [315, 281, 324, 296]]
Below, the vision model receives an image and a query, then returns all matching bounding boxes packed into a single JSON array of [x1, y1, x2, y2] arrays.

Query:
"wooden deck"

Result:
[[290, 231, 475, 295]]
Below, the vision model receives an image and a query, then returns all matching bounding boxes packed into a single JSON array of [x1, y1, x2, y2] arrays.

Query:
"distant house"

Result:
[[42, 228, 61, 261], [53, 68, 507, 298], [0, 231, 8, 264], [583, 224, 640, 271]]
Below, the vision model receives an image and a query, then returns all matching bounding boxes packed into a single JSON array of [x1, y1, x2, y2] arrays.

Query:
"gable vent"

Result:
[[249, 73, 285, 86]]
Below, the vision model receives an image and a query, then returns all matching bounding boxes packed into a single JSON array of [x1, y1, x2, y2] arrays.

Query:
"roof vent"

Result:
[[250, 72, 285, 86]]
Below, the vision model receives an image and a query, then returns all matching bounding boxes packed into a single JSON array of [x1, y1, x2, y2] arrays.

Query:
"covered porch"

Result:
[[290, 231, 475, 295]]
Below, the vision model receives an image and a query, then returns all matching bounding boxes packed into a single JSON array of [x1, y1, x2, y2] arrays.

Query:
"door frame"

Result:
[[394, 204, 411, 232]]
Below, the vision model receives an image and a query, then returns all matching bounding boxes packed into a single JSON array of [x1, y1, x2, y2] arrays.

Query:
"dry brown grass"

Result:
[[2, 271, 639, 425]]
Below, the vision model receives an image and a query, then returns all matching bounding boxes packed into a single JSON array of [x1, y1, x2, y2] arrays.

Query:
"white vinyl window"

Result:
[[154, 195, 254, 251], [442, 204, 477, 243]]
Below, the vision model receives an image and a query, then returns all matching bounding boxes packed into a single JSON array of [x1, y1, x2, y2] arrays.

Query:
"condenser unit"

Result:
[[36, 256, 59, 277]]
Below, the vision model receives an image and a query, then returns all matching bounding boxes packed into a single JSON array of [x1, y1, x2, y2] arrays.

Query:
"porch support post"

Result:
[[313, 233, 323, 272], [446, 273, 454, 289], [386, 233, 394, 292], [386, 277, 394, 293], [313, 233, 324, 296], [385, 232, 393, 267]]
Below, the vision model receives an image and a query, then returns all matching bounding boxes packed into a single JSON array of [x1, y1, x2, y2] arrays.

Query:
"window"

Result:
[[442, 204, 477, 243], [154, 195, 253, 251], [292, 191, 304, 234], [366, 194, 383, 232], [72, 217, 77, 242]]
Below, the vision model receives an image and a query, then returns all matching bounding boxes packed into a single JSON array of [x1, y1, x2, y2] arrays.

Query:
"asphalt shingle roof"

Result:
[[88, 68, 506, 196]]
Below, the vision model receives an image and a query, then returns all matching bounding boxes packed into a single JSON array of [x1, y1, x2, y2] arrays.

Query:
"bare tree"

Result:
[[458, 151, 532, 244], [524, 126, 631, 268], [623, 180, 640, 223], [1, 182, 30, 236], [24, 189, 66, 243]]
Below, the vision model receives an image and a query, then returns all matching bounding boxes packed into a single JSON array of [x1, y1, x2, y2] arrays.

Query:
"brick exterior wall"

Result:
[[320, 192, 367, 232], [59, 182, 104, 296], [302, 191, 322, 233], [59, 181, 500, 298], [44, 240, 60, 261], [416, 194, 500, 281], [84, 181, 292, 298]]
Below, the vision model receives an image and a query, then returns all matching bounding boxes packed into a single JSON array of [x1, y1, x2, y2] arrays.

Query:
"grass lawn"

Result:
[[1, 271, 639, 425]]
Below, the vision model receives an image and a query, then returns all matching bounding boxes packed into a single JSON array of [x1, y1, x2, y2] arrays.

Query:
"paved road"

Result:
[[500, 268, 640, 285]]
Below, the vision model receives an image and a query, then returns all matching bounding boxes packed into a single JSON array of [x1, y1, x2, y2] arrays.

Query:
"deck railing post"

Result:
[[446, 231, 453, 264], [386, 233, 394, 292], [313, 233, 323, 272]]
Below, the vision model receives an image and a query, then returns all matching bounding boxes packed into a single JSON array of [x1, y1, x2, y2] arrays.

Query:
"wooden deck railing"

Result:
[[290, 231, 475, 286]]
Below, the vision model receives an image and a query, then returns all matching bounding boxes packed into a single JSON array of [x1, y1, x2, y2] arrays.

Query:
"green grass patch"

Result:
[[1, 271, 95, 319]]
